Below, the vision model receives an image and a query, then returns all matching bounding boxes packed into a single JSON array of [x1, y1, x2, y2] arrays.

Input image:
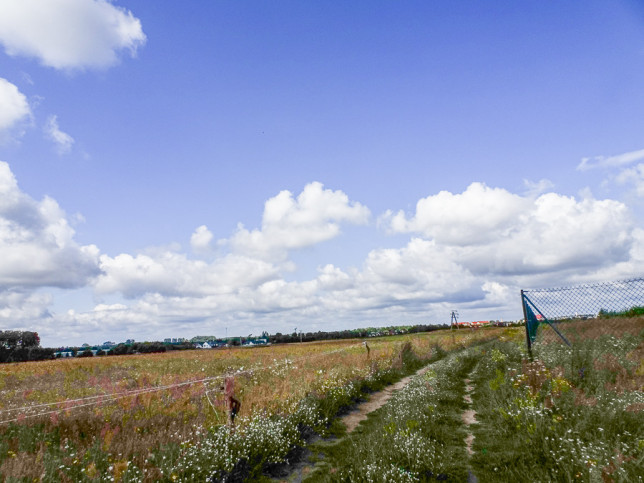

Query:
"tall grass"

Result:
[[0, 329, 501, 480], [471, 319, 644, 482]]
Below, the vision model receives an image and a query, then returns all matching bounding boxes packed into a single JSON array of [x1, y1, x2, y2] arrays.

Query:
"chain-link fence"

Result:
[[521, 277, 644, 351]]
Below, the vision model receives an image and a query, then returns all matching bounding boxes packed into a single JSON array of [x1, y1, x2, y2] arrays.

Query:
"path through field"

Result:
[[273, 363, 436, 483], [275, 357, 476, 482], [341, 364, 435, 433], [462, 374, 479, 483]]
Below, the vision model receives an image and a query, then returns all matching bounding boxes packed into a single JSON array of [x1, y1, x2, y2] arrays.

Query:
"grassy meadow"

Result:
[[470, 317, 644, 482], [1, 318, 641, 482], [0, 328, 498, 481], [304, 319, 643, 482]]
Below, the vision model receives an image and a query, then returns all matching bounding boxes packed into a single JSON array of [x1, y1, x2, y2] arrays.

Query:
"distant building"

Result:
[[165, 338, 187, 344], [454, 321, 490, 328]]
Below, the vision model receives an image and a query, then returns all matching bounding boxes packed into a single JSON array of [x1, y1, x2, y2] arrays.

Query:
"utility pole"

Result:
[[450, 310, 459, 328]]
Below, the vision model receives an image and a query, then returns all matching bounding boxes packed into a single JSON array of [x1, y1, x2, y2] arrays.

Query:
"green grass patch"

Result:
[[470, 334, 644, 482]]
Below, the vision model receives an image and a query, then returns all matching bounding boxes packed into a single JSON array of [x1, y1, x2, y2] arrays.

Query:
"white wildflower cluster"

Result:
[[340, 462, 420, 482], [323, 380, 359, 402], [389, 430, 442, 472], [502, 394, 550, 422], [291, 397, 328, 429], [267, 358, 297, 378], [595, 389, 644, 410], [162, 372, 360, 480], [169, 412, 302, 480], [313, 372, 346, 393], [542, 431, 614, 480]]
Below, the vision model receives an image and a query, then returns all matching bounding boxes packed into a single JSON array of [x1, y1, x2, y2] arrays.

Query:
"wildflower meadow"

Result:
[[0, 329, 496, 481], [1, 317, 641, 482]]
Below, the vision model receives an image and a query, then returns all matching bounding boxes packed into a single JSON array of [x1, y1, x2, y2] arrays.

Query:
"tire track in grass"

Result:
[[462, 373, 479, 482], [341, 364, 436, 434], [272, 363, 438, 482]]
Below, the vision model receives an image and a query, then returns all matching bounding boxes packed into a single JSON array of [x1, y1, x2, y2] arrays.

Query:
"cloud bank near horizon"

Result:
[[1, 160, 642, 346]]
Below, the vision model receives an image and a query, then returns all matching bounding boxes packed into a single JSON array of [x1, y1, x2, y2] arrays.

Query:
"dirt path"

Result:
[[462, 378, 477, 454], [341, 364, 435, 433], [274, 364, 438, 482], [277, 359, 484, 482], [462, 375, 479, 483]]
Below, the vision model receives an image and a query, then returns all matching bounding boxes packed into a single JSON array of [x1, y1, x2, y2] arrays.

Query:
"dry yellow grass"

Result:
[[537, 316, 644, 345], [0, 328, 507, 479]]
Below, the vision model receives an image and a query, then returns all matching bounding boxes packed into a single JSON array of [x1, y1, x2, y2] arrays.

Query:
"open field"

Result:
[[1, 319, 641, 482], [0, 328, 499, 481]]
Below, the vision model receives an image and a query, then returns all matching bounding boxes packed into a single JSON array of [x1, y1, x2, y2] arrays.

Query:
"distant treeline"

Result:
[[269, 323, 449, 344], [598, 306, 644, 319], [66, 341, 196, 357], [107, 341, 194, 355], [0, 330, 55, 363]]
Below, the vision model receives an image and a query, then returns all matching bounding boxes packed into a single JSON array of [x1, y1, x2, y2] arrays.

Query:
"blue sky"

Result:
[[1, 0, 644, 347]]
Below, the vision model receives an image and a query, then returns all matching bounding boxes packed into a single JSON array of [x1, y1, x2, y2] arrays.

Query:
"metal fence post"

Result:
[[521, 290, 532, 359]]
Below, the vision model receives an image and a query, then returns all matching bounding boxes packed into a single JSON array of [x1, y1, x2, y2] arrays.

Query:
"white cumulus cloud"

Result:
[[44, 115, 75, 154], [0, 291, 53, 325], [230, 181, 370, 261], [65, 182, 643, 344], [0, 161, 100, 290], [190, 225, 213, 253], [386, 184, 634, 278], [0, 0, 146, 70], [0, 78, 32, 141], [95, 251, 280, 298], [385, 182, 530, 246]]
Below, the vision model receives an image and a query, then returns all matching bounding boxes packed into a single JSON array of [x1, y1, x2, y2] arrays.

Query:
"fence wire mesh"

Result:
[[521, 277, 644, 350]]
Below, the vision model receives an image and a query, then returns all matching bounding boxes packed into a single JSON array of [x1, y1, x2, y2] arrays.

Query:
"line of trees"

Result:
[[598, 306, 644, 319], [0, 330, 55, 363], [269, 323, 448, 344], [107, 341, 195, 355], [58, 341, 197, 358]]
